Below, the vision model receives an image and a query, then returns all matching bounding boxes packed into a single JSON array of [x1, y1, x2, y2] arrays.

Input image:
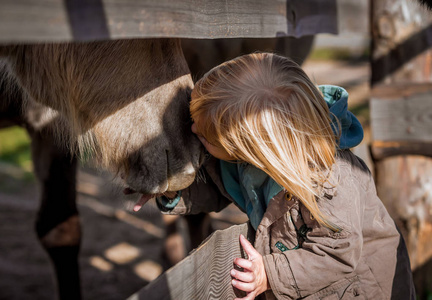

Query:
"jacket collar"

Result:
[[258, 191, 298, 230], [204, 153, 342, 230]]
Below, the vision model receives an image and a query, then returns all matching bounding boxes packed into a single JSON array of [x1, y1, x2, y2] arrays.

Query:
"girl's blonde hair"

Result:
[[190, 53, 338, 230]]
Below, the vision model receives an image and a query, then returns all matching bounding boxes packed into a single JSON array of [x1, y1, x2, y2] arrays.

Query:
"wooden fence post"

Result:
[[371, 0, 432, 296]]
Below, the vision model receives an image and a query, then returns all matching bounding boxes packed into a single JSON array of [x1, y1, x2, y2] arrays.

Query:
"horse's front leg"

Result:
[[28, 127, 81, 300]]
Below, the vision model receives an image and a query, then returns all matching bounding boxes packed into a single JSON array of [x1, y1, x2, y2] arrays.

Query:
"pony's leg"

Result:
[[184, 213, 213, 249], [28, 127, 81, 300], [162, 214, 213, 266], [1, 61, 81, 299]]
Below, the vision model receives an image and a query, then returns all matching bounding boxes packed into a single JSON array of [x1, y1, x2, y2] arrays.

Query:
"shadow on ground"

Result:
[[0, 160, 247, 300], [0, 163, 170, 300]]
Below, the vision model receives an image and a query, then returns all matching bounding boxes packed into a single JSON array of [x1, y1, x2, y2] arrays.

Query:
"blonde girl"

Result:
[[146, 53, 414, 299]]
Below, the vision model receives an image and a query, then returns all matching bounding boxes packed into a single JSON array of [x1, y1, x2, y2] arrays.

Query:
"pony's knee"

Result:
[[39, 214, 81, 249]]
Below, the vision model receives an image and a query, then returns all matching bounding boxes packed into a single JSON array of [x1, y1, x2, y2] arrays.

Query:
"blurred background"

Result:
[[1, 0, 432, 299]]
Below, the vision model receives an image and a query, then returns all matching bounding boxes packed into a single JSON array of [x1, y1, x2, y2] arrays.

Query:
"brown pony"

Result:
[[0, 36, 316, 299], [0, 38, 202, 300], [1, 39, 202, 195]]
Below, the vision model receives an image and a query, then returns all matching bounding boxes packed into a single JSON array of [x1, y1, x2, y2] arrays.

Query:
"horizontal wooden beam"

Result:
[[371, 84, 432, 159], [371, 83, 432, 100], [0, 0, 337, 43], [371, 86, 432, 143], [371, 141, 432, 160]]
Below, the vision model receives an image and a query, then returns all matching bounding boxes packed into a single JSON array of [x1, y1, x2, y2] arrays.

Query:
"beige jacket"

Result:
[[157, 150, 415, 299]]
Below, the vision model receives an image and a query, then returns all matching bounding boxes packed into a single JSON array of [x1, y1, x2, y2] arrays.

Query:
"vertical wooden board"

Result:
[[371, 2, 432, 297], [375, 156, 432, 269], [371, 0, 432, 84], [127, 223, 254, 300]]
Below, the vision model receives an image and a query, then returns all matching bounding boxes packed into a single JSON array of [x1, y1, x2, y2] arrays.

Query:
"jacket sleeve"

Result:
[[263, 158, 369, 299], [156, 162, 232, 215]]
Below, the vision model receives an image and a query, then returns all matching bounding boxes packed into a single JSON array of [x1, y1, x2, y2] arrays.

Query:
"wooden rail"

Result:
[[371, 84, 432, 160], [0, 0, 337, 43], [127, 223, 254, 300]]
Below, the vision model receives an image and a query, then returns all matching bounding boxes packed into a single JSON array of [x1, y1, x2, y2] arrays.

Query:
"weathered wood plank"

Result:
[[127, 223, 254, 300], [375, 156, 432, 294], [371, 0, 432, 84], [371, 1, 432, 297], [0, 0, 337, 43], [0, 0, 72, 42], [371, 83, 432, 99], [371, 141, 432, 160], [371, 92, 432, 143]]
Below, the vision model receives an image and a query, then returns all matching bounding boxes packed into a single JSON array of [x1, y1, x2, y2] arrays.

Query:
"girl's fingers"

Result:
[[231, 269, 255, 283], [239, 234, 259, 259], [232, 279, 255, 292], [234, 258, 254, 271]]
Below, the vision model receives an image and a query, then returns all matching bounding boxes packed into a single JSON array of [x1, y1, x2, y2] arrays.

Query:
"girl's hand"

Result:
[[231, 234, 270, 299]]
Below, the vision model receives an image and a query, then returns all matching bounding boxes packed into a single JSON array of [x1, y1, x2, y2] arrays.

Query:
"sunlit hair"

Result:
[[190, 53, 339, 230]]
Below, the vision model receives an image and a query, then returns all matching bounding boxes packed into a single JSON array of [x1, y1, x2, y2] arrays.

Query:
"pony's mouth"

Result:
[[123, 187, 155, 212]]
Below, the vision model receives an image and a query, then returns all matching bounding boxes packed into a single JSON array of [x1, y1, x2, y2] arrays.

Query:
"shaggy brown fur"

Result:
[[1, 39, 202, 194]]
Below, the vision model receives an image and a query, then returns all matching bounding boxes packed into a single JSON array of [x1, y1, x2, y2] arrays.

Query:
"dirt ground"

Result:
[[0, 59, 370, 300], [0, 166, 164, 300], [0, 158, 252, 300]]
